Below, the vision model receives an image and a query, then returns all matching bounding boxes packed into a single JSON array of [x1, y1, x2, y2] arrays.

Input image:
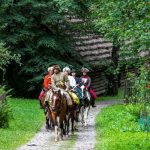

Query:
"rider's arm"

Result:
[[87, 77, 91, 88], [51, 75, 57, 89], [64, 75, 70, 90], [43, 76, 49, 90]]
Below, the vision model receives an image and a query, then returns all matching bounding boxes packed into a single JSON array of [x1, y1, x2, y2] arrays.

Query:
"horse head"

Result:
[[80, 85, 91, 105], [51, 89, 62, 111]]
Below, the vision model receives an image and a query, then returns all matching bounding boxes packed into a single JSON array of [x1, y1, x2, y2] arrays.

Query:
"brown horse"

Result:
[[49, 89, 67, 141], [40, 90, 53, 129]]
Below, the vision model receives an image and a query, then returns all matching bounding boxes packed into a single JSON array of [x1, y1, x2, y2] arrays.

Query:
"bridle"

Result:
[[51, 91, 62, 112]]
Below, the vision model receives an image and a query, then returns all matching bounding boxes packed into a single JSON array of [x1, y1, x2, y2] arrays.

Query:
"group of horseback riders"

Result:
[[38, 65, 97, 109]]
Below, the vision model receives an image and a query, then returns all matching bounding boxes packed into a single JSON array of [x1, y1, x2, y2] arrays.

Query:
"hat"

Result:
[[48, 66, 54, 72], [53, 65, 61, 71], [63, 67, 71, 73], [81, 67, 89, 73]]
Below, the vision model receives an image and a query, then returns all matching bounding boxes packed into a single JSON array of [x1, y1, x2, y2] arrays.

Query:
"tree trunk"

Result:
[[111, 44, 120, 95]]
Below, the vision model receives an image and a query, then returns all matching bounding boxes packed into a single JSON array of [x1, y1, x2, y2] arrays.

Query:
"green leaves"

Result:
[[0, 42, 21, 71], [126, 66, 150, 104], [0, 0, 85, 96], [90, 0, 150, 66], [37, 37, 57, 49]]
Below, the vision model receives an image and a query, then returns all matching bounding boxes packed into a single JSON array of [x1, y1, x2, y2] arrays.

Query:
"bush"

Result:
[[0, 87, 11, 128], [126, 104, 145, 118], [125, 66, 150, 104]]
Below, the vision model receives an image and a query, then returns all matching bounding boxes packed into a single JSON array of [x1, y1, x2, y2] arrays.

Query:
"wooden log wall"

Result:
[[90, 71, 108, 96], [65, 15, 113, 95], [74, 34, 113, 65], [68, 16, 113, 95]]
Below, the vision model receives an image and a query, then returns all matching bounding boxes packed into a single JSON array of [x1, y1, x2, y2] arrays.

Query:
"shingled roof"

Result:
[[74, 34, 113, 65], [66, 15, 113, 67], [65, 16, 114, 95]]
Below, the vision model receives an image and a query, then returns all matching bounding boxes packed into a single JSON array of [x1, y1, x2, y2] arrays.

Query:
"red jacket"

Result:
[[43, 74, 52, 90]]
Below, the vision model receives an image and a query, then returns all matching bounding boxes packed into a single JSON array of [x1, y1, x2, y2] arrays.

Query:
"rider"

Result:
[[43, 67, 54, 90], [62, 67, 80, 105], [71, 69, 81, 85], [80, 67, 97, 107], [51, 65, 72, 106], [71, 69, 82, 100], [38, 66, 54, 107]]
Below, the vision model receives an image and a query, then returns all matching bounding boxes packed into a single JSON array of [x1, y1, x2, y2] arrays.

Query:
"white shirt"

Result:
[[68, 75, 76, 87]]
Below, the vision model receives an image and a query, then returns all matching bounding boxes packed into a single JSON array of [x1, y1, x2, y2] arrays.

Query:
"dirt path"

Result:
[[17, 124, 76, 150], [18, 100, 121, 150], [72, 100, 121, 150]]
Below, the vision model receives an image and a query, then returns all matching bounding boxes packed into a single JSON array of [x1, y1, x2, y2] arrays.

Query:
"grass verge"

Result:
[[0, 98, 44, 150], [96, 88, 124, 102], [95, 104, 150, 150]]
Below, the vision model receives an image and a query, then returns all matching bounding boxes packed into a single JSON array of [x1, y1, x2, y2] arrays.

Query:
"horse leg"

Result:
[[46, 117, 50, 129], [74, 110, 78, 131], [67, 114, 70, 136], [80, 106, 84, 126], [84, 107, 90, 127], [63, 118, 67, 136], [45, 109, 50, 129], [48, 110, 53, 130], [57, 127, 61, 141], [71, 113, 74, 135], [68, 107, 74, 135], [84, 109, 87, 127], [55, 125, 58, 141], [59, 123, 63, 141]]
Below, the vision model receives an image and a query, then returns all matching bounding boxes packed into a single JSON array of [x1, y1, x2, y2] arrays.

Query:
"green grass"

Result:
[[96, 88, 124, 102], [95, 104, 150, 150], [0, 98, 45, 150]]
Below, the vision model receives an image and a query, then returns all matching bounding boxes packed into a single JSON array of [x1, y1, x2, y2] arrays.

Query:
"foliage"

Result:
[[125, 66, 150, 103], [0, 100, 11, 128], [0, 98, 44, 150], [0, 86, 5, 94], [0, 87, 11, 128], [0, 0, 86, 97], [0, 42, 20, 71], [89, 0, 150, 73], [90, 0, 149, 50], [95, 104, 150, 150], [126, 103, 145, 118]]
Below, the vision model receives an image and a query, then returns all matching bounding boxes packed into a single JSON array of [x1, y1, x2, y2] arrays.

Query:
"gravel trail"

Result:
[[18, 100, 121, 150]]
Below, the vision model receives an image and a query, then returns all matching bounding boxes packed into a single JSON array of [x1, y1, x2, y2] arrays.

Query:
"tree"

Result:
[[90, 0, 149, 52], [0, 0, 85, 97], [0, 42, 20, 84], [89, 0, 149, 94]]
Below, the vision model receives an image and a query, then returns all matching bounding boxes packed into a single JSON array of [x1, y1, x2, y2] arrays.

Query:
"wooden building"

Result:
[[65, 15, 114, 95]]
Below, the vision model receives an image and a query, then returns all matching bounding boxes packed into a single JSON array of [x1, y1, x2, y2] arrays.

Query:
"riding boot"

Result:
[[39, 100, 43, 109], [91, 98, 96, 107]]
